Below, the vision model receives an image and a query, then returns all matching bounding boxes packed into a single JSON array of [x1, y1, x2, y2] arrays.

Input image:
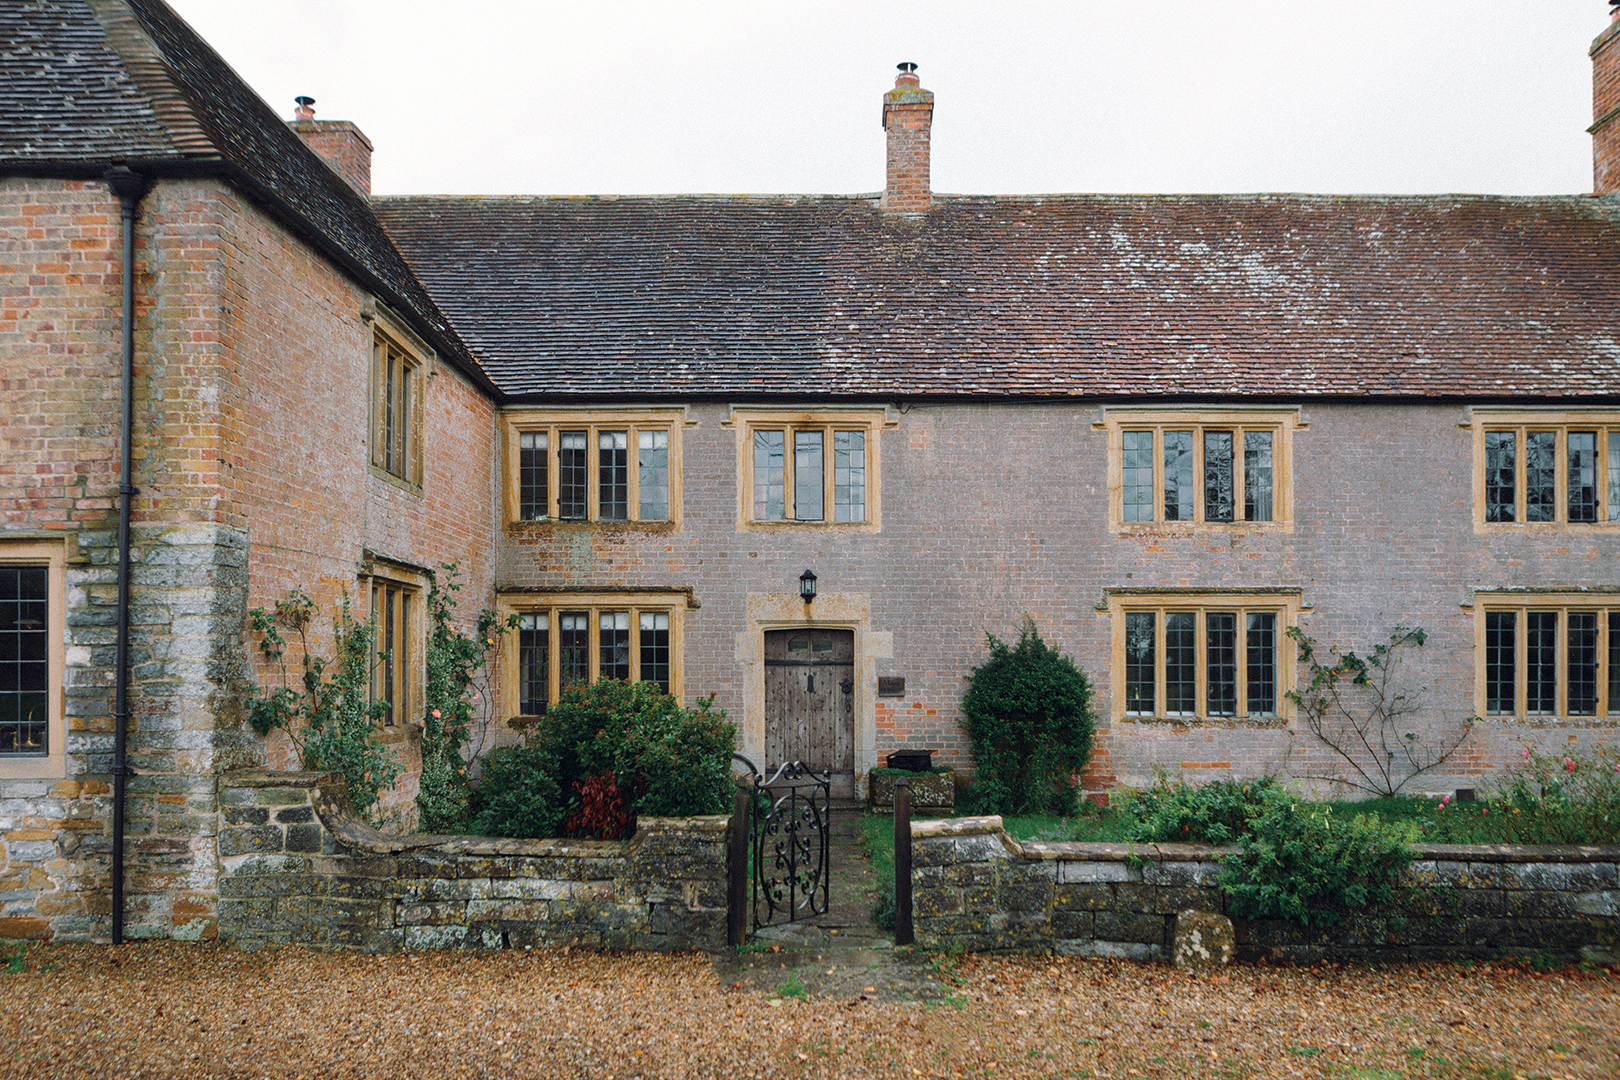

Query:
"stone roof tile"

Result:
[[373, 193, 1620, 400]]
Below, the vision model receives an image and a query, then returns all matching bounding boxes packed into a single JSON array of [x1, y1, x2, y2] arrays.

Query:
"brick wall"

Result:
[[911, 816, 1620, 964], [1593, 17, 1620, 193], [1, 175, 499, 941], [495, 400, 1620, 799]]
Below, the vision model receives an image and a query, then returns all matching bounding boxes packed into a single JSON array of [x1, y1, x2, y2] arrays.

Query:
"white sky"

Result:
[[164, 1, 1611, 198]]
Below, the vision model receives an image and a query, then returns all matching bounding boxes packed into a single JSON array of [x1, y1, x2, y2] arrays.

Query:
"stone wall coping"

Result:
[[912, 814, 1620, 865], [223, 768, 341, 788]]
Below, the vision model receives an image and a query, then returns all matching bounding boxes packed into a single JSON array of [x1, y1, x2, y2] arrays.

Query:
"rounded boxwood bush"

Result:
[[961, 616, 1095, 816]]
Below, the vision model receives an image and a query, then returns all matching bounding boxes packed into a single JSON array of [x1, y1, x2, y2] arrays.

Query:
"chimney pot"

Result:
[[293, 95, 315, 121]]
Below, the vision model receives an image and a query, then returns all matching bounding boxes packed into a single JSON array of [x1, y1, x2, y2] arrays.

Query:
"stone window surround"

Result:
[[725, 407, 893, 533], [496, 588, 696, 720], [1465, 588, 1620, 721], [499, 407, 689, 529], [1102, 587, 1305, 727], [1465, 407, 1620, 532], [733, 591, 892, 792], [1096, 407, 1303, 534], [365, 301, 434, 494], [361, 553, 430, 746], [0, 535, 68, 780]]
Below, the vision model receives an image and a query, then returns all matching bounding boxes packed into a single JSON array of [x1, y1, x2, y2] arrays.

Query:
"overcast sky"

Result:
[[164, 1, 1610, 198]]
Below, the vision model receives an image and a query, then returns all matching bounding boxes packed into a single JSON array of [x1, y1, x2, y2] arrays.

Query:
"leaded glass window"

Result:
[[1485, 431, 1516, 523], [1243, 432, 1273, 522], [639, 613, 670, 693], [599, 611, 630, 681], [559, 432, 588, 521], [1164, 432, 1195, 522], [638, 431, 668, 521], [1124, 612, 1155, 715], [754, 430, 785, 521], [1165, 612, 1197, 715], [1246, 612, 1276, 715], [1526, 432, 1557, 523], [518, 613, 548, 715], [794, 431, 824, 521], [0, 566, 48, 756], [833, 431, 865, 523], [1203, 432, 1235, 523], [1485, 611, 1515, 715], [519, 431, 548, 520], [1206, 612, 1237, 716], [1526, 611, 1558, 715], [1569, 611, 1598, 716], [1569, 431, 1598, 523], [559, 612, 590, 688], [598, 431, 628, 521], [1122, 431, 1155, 523]]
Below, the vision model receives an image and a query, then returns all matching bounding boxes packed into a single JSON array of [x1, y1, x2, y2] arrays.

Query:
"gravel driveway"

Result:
[[0, 942, 1615, 1079]]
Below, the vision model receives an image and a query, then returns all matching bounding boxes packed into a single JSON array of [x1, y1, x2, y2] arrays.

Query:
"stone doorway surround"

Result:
[[736, 591, 891, 798]]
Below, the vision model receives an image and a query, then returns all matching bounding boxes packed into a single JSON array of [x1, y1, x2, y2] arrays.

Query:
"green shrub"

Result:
[[1116, 774, 1280, 845], [244, 590, 399, 818], [466, 744, 564, 839], [1220, 789, 1416, 927], [960, 617, 1095, 816], [417, 564, 510, 833], [470, 680, 736, 838], [531, 679, 736, 819]]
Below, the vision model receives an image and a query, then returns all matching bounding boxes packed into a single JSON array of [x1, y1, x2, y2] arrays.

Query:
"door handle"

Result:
[[807, 674, 814, 692]]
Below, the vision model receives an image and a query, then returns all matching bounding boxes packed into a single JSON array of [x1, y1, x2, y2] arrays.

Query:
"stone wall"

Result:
[[912, 816, 1620, 965], [217, 770, 729, 952]]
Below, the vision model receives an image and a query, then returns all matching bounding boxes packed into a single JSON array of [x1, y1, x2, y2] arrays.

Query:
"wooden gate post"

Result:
[[728, 777, 751, 947], [894, 776, 914, 946]]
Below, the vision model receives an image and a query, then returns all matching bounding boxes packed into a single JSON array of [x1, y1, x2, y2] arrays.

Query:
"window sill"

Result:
[[1119, 713, 1288, 729], [507, 519, 678, 532], [739, 519, 879, 533], [369, 465, 424, 498], [1116, 521, 1291, 535]]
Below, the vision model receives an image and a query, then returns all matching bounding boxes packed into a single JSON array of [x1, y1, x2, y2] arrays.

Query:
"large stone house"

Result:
[[3, 0, 1620, 943]]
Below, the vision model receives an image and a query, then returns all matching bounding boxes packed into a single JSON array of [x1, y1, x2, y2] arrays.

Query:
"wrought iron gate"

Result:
[[736, 756, 831, 930]]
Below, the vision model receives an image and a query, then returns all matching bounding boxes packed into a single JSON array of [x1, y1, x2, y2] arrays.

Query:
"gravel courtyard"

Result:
[[0, 942, 1615, 1079]]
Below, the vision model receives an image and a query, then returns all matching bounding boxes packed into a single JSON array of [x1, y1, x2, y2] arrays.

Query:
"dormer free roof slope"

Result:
[[373, 191, 1620, 402]]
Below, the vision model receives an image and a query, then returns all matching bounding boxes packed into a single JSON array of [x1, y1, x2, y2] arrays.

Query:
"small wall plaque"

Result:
[[877, 676, 905, 697]]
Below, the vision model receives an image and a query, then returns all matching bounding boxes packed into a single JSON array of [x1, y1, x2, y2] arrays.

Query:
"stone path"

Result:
[[712, 804, 959, 1003]]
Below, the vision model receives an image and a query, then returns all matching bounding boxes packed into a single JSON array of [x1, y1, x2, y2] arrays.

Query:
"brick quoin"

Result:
[[1593, 10, 1620, 192]]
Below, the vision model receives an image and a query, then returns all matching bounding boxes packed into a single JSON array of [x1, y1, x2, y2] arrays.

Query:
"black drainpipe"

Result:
[[103, 166, 146, 946]]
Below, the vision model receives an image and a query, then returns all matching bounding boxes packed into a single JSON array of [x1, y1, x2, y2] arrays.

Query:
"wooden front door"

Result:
[[764, 629, 855, 798]]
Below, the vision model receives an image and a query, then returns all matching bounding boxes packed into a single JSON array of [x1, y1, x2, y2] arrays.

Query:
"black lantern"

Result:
[[798, 569, 817, 603]]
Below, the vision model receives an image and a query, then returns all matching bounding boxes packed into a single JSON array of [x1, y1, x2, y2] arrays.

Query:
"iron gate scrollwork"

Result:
[[747, 759, 831, 928]]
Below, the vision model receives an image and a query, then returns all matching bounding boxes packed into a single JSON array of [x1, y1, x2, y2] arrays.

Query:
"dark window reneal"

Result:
[[1121, 604, 1281, 721], [512, 418, 675, 524], [1481, 602, 1620, 719], [0, 565, 49, 756], [1118, 419, 1284, 526], [512, 602, 678, 714], [1481, 424, 1620, 526]]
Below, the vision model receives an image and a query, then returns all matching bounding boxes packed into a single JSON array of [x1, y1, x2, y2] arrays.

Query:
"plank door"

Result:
[[764, 629, 855, 798]]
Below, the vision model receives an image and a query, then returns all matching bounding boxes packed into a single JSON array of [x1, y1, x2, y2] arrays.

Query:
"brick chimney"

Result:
[[287, 96, 374, 198], [1591, 7, 1620, 193], [882, 63, 934, 213]]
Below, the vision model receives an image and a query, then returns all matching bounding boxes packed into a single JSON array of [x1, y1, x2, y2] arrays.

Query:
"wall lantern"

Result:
[[799, 569, 817, 604]]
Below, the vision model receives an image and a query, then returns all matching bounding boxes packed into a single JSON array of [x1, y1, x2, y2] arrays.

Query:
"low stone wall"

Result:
[[912, 816, 1620, 965], [217, 770, 729, 952]]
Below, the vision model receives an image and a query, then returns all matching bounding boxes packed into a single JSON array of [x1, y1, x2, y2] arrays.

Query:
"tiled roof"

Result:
[[0, 0, 488, 391], [374, 192, 1620, 401]]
